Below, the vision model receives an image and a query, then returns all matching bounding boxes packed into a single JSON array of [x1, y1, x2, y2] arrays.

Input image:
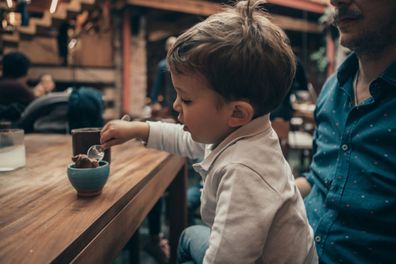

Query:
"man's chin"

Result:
[[339, 36, 359, 51]]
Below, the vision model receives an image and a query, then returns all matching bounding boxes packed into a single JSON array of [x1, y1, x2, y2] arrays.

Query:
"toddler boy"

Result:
[[101, 0, 316, 263]]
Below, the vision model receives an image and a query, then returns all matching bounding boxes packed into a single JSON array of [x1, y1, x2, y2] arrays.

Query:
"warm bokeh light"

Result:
[[49, 0, 59, 14]]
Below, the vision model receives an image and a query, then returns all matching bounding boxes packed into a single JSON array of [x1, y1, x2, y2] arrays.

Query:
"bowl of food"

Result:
[[67, 154, 110, 197]]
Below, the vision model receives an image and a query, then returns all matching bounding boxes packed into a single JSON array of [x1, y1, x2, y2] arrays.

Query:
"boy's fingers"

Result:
[[101, 123, 110, 134], [100, 129, 114, 145], [102, 138, 123, 150]]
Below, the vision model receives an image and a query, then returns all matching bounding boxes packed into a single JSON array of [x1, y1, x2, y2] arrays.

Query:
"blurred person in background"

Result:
[[0, 52, 35, 123], [150, 36, 178, 119], [34, 74, 56, 97]]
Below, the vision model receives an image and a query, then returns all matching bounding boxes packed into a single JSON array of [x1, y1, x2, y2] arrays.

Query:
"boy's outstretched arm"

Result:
[[100, 120, 149, 149]]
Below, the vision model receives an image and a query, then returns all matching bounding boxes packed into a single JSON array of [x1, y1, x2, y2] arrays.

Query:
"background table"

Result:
[[0, 134, 186, 263]]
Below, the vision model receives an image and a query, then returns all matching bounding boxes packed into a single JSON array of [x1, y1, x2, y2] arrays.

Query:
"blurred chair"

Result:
[[18, 87, 105, 134], [288, 124, 314, 173], [18, 92, 70, 133]]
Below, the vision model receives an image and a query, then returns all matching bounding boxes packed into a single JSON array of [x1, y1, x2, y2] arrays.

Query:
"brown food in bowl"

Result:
[[72, 154, 99, 168]]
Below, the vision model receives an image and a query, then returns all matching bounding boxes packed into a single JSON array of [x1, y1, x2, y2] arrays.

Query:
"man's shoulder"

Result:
[[315, 74, 339, 107], [322, 73, 339, 92], [0, 78, 30, 90], [0, 78, 18, 86]]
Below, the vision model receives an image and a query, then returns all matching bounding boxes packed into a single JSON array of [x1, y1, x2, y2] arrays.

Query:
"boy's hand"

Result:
[[100, 120, 149, 149]]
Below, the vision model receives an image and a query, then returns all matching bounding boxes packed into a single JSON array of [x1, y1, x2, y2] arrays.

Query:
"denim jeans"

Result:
[[177, 225, 210, 264]]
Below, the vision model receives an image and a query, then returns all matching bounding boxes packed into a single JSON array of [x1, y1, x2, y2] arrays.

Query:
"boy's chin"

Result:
[[187, 130, 202, 143], [183, 126, 216, 144]]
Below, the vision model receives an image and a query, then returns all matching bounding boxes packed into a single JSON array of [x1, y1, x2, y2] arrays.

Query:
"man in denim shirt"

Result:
[[296, 0, 396, 263]]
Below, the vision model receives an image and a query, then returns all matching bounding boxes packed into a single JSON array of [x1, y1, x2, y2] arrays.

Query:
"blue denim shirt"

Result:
[[305, 53, 396, 264]]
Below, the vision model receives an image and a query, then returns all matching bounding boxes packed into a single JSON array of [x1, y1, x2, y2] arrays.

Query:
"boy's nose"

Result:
[[173, 95, 181, 113]]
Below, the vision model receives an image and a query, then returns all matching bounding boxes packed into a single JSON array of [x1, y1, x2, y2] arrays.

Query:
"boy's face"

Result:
[[171, 71, 235, 145]]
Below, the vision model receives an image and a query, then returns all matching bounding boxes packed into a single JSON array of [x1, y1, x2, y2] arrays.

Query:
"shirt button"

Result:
[[315, 236, 321, 242], [341, 144, 349, 151]]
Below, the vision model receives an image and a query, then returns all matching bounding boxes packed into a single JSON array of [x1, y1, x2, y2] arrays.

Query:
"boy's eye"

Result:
[[181, 98, 192, 104]]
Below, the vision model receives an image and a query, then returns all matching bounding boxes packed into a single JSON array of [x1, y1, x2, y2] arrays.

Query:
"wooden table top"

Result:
[[0, 134, 185, 263]]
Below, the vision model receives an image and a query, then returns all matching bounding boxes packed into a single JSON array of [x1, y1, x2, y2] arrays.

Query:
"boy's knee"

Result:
[[179, 226, 208, 247], [178, 226, 198, 263], [180, 226, 197, 243], [178, 225, 210, 264]]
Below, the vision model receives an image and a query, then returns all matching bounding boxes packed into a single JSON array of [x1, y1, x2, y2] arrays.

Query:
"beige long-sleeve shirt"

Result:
[[147, 116, 317, 263]]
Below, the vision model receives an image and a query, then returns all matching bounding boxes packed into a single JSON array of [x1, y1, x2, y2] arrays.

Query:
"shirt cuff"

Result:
[[146, 121, 162, 149]]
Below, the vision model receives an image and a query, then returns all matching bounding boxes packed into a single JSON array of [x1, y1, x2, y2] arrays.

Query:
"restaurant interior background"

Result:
[[1, 0, 341, 263]]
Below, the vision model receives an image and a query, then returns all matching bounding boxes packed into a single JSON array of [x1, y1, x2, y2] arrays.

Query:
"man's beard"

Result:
[[342, 27, 396, 56], [334, 5, 396, 56]]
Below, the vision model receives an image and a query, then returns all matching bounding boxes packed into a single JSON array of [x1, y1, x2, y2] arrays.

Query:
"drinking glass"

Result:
[[0, 129, 26, 171]]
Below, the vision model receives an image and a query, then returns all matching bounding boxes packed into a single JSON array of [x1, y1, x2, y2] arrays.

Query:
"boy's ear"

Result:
[[228, 101, 254, 127]]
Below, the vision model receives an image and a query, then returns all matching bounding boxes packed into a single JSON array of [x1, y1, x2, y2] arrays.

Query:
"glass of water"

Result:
[[0, 129, 26, 171]]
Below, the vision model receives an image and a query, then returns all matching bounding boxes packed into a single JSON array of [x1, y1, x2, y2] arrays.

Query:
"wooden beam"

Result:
[[267, 0, 327, 14], [271, 14, 320, 33], [128, 0, 320, 33], [127, 0, 223, 16], [28, 66, 116, 83], [128, 0, 327, 15]]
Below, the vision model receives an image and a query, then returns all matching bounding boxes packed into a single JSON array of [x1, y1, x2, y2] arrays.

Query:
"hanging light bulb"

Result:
[[6, 0, 13, 8], [50, 0, 59, 14]]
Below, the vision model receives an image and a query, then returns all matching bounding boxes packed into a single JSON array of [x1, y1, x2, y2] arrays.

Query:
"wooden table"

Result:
[[0, 134, 186, 264]]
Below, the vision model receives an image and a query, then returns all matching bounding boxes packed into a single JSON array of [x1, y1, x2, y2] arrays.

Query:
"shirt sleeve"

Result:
[[146, 121, 205, 160], [203, 163, 282, 264]]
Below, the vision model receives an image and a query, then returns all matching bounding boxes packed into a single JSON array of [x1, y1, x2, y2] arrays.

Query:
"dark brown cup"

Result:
[[71, 127, 111, 163]]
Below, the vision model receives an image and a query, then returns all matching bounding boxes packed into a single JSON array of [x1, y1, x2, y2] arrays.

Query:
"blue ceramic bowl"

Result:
[[67, 160, 109, 197]]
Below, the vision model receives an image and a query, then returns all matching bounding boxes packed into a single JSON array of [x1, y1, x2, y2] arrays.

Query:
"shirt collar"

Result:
[[337, 53, 359, 86], [337, 52, 396, 87], [193, 115, 271, 175]]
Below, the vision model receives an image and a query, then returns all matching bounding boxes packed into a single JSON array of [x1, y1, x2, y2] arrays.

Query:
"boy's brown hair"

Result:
[[167, 0, 296, 117]]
